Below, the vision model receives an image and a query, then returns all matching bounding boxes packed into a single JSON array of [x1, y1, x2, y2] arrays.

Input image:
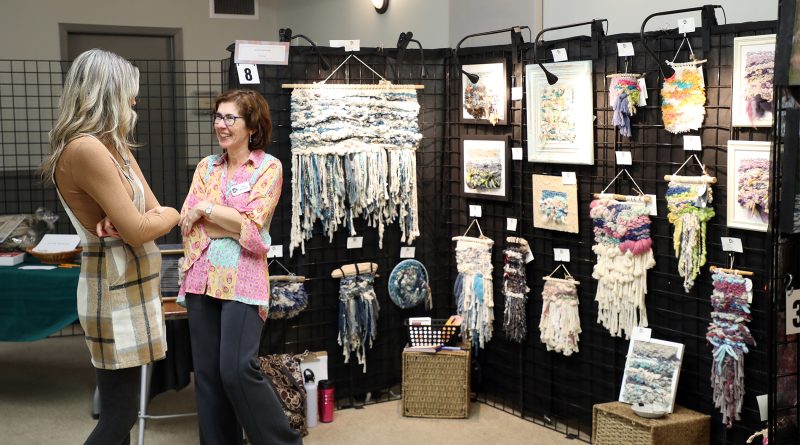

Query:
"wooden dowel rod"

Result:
[[282, 83, 424, 89], [331, 262, 379, 278], [592, 193, 651, 202], [269, 275, 307, 283], [710, 266, 754, 276], [664, 174, 717, 184]]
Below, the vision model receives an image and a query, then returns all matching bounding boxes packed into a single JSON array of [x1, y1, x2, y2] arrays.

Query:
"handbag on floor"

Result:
[[259, 353, 309, 436]]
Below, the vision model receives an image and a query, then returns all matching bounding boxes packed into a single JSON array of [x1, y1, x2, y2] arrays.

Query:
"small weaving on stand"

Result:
[[665, 155, 716, 292], [539, 264, 581, 356], [333, 263, 380, 373], [707, 265, 756, 428], [453, 219, 494, 349], [502, 237, 530, 343]]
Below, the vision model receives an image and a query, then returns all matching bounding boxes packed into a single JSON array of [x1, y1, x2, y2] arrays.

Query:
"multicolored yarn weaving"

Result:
[[453, 236, 495, 349], [268, 281, 309, 320], [707, 270, 756, 428], [540, 190, 569, 224], [661, 61, 706, 134], [609, 74, 642, 138], [539, 277, 581, 356], [464, 80, 500, 125], [666, 176, 715, 292], [539, 84, 577, 144], [737, 158, 770, 222], [502, 245, 529, 343], [289, 87, 422, 256], [590, 198, 655, 339], [337, 273, 380, 373], [744, 51, 774, 123]]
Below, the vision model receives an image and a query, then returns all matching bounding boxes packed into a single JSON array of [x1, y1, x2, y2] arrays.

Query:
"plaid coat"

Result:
[[57, 154, 166, 370]]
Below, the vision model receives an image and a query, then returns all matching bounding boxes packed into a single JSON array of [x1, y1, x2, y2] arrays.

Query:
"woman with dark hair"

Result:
[[178, 89, 301, 445], [43, 48, 180, 444]]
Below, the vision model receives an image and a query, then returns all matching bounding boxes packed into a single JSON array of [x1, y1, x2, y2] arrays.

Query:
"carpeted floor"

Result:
[[0, 335, 581, 444]]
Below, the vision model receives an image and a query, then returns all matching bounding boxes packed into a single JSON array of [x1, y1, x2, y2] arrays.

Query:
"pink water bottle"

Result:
[[318, 379, 334, 423]]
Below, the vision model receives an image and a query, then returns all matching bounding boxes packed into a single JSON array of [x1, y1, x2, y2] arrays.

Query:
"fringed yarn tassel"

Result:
[[453, 236, 495, 349], [708, 270, 755, 428], [609, 75, 641, 138], [666, 178, 715, 292], [503, 246, 529, 343], [661, 61, 706, 134], [590, 199, 655, 339], [337, 274, 381, 373], [539, 278, 581, 356]]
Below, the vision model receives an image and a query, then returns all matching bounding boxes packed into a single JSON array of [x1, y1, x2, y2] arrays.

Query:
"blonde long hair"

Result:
[[42, 48, 139, 183]]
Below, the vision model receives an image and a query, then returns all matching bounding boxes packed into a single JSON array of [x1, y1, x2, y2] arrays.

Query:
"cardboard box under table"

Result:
[[402, 348, 470, 418], [592, 401, 710, 445]]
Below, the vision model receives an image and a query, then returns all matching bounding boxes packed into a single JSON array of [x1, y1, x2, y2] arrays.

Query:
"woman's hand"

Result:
[[95, 216, 119, 238], [180, 200, 211, 237]]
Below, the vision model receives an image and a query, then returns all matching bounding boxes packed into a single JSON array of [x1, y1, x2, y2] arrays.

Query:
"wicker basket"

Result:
[[26, 247, 82, 265], [592, 402, 710, 445], [402, 348, 470, 418]]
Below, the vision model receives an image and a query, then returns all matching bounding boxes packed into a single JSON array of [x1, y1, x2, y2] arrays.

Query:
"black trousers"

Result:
[[185, 293, 302, 445], [85, 366, 140, 445]]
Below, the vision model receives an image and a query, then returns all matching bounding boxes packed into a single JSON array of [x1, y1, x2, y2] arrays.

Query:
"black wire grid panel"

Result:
[[0, 18, 794, 445]]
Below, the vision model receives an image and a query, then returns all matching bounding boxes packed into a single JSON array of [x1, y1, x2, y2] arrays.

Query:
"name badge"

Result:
[[230, 182, 251, 196]]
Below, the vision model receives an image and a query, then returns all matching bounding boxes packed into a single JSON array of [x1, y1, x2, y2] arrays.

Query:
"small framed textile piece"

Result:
[[461, 136, 510, 201], [461, 61, 508, 126], [526, 61, 594, 164], [619, 335, 684, 413], [531, 174, 579, 233], [731, 34, 775, 127], [727, 140, 771, 232]]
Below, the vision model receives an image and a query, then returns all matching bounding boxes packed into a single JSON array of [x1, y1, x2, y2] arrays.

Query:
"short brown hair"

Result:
[[214, 89, 272, 151]]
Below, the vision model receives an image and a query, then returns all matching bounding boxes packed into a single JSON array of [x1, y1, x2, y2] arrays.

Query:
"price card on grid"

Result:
[[617, 42, 635, 57], [512, 147, 523, 160], [616, 151, 632, 165], [267, 244, 283, 258], [678, 17, 696, 34], [721, 237, 744, 253], [562, 171, 577, 185], [683, 135, 702, 151], [787, 289, 800, 335], [346, 236, 363, 249], [551, 48, 568, 62], [400, 246, 416, 258], [469, 205, 482, 218], [511, 87, 523, 101], [506, 218, 518, 232], [236, 64, 260, 84], [553, 248, 571, 262]]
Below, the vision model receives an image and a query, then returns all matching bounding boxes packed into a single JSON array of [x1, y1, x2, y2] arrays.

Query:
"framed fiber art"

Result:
[[619, 333, 684, 413], [461, 136, 510, 201], [525, 60, 594, 164], [731, 34, 775, 127], [531, 174, 579, 233], [727, 140, 771, 232], [461, 60, 508, 126]]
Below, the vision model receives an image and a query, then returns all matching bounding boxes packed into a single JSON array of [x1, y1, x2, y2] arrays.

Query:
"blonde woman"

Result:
[[42, 48, 179, 445]]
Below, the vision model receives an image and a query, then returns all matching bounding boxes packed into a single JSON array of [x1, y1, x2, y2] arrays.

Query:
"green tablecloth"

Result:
[[0, 259, 79, 341]]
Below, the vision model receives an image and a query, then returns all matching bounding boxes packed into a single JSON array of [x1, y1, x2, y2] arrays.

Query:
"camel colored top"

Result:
[[54, 135, 179, 245]]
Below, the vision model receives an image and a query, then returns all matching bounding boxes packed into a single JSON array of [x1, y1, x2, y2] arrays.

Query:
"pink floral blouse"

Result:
[[178, 150, 281, 312]]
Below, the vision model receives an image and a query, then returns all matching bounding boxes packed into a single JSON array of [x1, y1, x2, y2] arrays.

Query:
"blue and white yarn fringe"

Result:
[[289, 87, 422, 256], [337, 273, 380, 373], [453, 235, 494, 349]]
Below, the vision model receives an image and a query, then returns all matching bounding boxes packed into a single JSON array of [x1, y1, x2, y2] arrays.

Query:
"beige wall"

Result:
[[0, 0, 278, 60]]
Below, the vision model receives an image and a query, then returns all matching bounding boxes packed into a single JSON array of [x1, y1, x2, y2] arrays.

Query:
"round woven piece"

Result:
[[388, 259, 430, 309]]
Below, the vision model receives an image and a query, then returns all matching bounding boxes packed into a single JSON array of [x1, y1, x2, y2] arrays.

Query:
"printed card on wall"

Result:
[[532, 174, 579, 233], [619, 337, 684, 413]]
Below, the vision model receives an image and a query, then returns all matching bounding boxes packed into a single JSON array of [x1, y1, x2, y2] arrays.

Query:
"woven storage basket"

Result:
[[26, 247, 82, 265], [592, 402, 710, 445], [402, 348, 470, 418]]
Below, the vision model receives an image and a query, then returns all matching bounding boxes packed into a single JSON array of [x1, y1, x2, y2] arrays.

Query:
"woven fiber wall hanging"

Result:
[[707, 268, 756, 428], [608, 72, 643, 138], [334, 263, 381, 373], [539, 265, 581, 356], [287, 84, 422, 256], [502, 237, 531, 343], [590, 195, 655, 339], [453, 220, 494, 349]]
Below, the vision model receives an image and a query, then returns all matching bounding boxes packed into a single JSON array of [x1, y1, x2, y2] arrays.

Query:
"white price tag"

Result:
[[511, 147, 523, 160], [511, 87, 523, 101], [632, 326, 652, 341], [525, 250, 534, 264], [615, 151, 632, 165], [683, 135, 702, 151], [330, 39, 360, 52], [617, 42, 635, 57], [646, 194, 658, 216], [234, 40, 290, 65], [267, 244, 283, 258], [236, 64, 260, 84], [678, 17, 696, 34], [346, 236, 363, 249], [553, 248, 570, 262], [637, 78, 648, 106], [506, 218, 518, 232], [469, 205, 482, 218], [787, 289, 800, 335], [400, 246, 416, 258], [720, 237, 744, 253], [561, 171, 577, 185], [551, 48, 568, 62]]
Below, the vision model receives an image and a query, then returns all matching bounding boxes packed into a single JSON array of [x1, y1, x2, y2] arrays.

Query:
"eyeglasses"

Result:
[[213, 113, 244, 126]]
